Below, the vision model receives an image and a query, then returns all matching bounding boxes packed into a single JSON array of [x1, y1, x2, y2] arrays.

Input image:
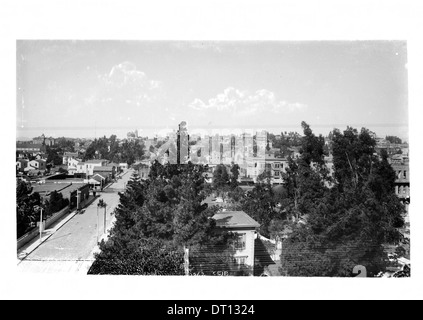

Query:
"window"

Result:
[[274, 163, 280, 169], [274, 171, 280, 177], [234, 233, 246, 251], [403, 170, 407, 179], [235, 257, 246, 267]]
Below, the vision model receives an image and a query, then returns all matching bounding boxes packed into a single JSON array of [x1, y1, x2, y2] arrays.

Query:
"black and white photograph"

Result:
[[2, 0, 423, 301], [15, 39, 411, 278]]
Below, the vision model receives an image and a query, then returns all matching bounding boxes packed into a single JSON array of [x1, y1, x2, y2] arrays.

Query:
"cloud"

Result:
[[88, 61, 162, 110], [104, 61, 162, 93], [184, 87, 309, 130], [189, 98, 207, 110], [188, 87, 307, 116]]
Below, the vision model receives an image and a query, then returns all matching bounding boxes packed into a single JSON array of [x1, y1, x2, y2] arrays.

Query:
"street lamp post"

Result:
[[103, 204, 107, 234], [39, 207, 43, 243], [97, 199, 107, 243], [96, 204, 99, 244]]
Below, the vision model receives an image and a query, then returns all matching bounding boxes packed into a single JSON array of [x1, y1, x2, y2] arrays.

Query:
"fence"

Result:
[[17, 206, 69, 250]]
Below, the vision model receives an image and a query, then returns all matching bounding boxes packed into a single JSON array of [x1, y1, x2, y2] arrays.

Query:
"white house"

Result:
[[63, 152, 79, 165], [66, 158, 79, 175], [26, 159, 46, 172], [16, 159, 29, 173], [212, 210, 260, 275], [119, 163, 128, 170], [76, 159, 108, 176]]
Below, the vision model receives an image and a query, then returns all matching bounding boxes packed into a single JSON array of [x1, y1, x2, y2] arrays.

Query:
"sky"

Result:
[[16, 40, 409, 141]]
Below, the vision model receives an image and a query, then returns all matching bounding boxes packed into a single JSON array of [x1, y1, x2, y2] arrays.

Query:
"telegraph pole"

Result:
[[96, 205, 99, 244], [184, 246, 189, 276], [103, 204, 107, 234], [39, 207, 43, 242]]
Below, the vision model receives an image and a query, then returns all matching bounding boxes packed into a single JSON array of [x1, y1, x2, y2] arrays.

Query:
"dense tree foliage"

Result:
[[16, 180, 70, 238], [46, 145, 64, 166], [230, 164, 240, 189], [279, 124, 405, 277], [88, 122, 407, 277], [45, 191, 69, 217], [55, 137, 75, 152], [241, 177, 276, 238], [83, 135, 145, 165], [89, 162, 240, 275], [212, 164, 229, 191], [385, 135, 402, 145], [44, 138, 76, 165], [16, 180, 43, 238], [268, 131, 303, 157]]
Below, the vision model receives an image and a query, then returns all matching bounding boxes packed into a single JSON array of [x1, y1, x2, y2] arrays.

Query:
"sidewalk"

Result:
[[16, 169, 134, 273], [17, 195, 98, 261], [77, 213, 117, 274]]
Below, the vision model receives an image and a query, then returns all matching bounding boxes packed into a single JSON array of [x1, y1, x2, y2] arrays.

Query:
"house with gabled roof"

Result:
[[16, 142, 46, 156], [63, 151, 80, 165], [76, 159, 109, 176], [212, 210, 260, 275], [26, 159, 47, 172], [93, 165, 116, 181], [16, 159, 29, 173]]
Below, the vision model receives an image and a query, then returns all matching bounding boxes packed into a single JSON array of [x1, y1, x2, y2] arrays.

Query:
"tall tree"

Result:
[[241, 177, 276, 238], [90, 163, 238, 275], [300, 121, 326, 166], [16, 180, 42, 238], [280, 124, 405, 277], [212, 164, 230, 193], [230, 163, 240, 189], [45, 191, 69, 217]]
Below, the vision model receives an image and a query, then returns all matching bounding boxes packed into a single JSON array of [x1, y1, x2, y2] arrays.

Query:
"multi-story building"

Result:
[[27, 159, 47, 172], [136, 163, 150, 180], [16, 142, 46, 155], [264, 157, 289, 184], [76, 159, 109, 177], [63, 152, 80, 166], [93, 165, 116, 181], [391, 160, 410, 210], [244, 156, 288, 184], [212, 210, 260, 275], [32, 134, 55, 146], [16, 159, 29, 173]]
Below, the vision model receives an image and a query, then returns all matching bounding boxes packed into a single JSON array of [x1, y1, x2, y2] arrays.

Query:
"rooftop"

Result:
[[212, 211, 260, 229], [31, 181, 88, 195], [16, 143, 43, 149], [265, 157, 287, 162], [31, 183, 72, 194], [85, 159, 109, 164], [93, 166, 115, 172], [92, 173, 106, 181]]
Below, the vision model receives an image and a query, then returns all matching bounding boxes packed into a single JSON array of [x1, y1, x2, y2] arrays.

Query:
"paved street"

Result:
[[17, 169, 134, 274]]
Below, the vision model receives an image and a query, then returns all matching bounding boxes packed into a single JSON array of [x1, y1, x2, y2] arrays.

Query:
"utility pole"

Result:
[[39, 207, 43, 243], [97, 199, 107, 241], [96, 204, 99, 244], [184, 246, 189, 276], [103, 204, 107, 234]]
